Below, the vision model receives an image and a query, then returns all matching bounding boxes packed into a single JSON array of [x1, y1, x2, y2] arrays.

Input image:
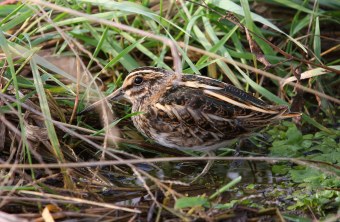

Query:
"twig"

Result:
[[19, 190, 141, 213]]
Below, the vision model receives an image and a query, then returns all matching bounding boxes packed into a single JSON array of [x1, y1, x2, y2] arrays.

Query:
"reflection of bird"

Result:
[[82, 67, 299, 151]]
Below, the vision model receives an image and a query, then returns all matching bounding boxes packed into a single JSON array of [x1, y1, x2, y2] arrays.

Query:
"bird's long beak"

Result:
[[77, 88, 124, 115], [106, 87, 125, 101]]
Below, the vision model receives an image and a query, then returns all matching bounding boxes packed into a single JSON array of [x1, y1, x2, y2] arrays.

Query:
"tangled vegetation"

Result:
[[0, 0, 339, 221]]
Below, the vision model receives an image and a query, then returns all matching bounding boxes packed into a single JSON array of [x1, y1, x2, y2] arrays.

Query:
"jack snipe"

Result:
[[81, 67, 300, 152]]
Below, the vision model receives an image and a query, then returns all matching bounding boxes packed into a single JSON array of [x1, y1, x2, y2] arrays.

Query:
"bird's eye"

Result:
[[134, 76, 144, 85]]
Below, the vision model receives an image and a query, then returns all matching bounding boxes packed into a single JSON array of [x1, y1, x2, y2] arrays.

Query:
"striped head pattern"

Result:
[[119, 67, 176, 104]]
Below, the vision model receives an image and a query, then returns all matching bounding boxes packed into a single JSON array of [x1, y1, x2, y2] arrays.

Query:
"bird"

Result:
[[80, 67, 300, 178]]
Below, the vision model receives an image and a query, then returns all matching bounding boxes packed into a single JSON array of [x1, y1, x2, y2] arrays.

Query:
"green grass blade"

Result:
[[210, 0, 308, 53], [103, 37, 146, 70], [209, 176, 242, 199], [313, 16, 321, 61], [0, 30, 32, 172], [30, 58, 63, 160]]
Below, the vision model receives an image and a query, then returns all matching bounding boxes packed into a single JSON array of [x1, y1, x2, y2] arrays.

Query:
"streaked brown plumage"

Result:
[[81, 67, 300, 152]]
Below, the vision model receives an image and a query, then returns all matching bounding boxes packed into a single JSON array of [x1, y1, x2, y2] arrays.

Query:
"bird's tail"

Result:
[[267, 105, 301, 119], [280, 106, 302, 119], [281, 111, 302, 119], [280, 112, 301, 119]]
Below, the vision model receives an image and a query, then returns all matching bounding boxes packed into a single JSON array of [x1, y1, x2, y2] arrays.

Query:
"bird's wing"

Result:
[[149, 75, 290, 137]]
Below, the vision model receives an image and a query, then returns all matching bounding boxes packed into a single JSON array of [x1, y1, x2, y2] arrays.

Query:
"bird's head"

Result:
[[115, 67, 175, 104], [78, 67, 176, 114]]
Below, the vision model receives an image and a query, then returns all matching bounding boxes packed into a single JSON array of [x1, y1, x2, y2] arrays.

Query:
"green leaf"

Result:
[[209, 176, 242, 199], [175, 196, 209, 209], [289, 168, 323, 184], [286, 126, 303, 144], [272, 165, 289, 175], [270, 144, 301, 157]]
